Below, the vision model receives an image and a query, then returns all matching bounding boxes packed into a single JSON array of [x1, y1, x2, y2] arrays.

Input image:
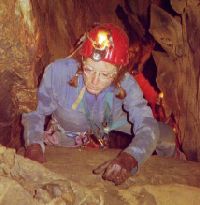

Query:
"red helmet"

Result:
[[79, 23, 129, 66]]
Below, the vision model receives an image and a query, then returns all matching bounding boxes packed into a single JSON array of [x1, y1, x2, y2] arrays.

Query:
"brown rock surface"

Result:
[[1, 0, 200, 163], [1, 2, 200, 204], [149, 2, 200, 161], [0, 0, 124, 149], [0, 0, 43, 148], [0, 145, 101, 205], [44, 146, 200, 205], [1, 145, 200, 204]]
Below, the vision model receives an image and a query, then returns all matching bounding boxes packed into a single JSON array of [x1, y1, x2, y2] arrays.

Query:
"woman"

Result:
[[22, 23, 159, 185]]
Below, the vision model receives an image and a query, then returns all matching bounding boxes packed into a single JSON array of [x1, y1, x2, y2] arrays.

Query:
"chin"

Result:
[[86, 87, 101, 95]]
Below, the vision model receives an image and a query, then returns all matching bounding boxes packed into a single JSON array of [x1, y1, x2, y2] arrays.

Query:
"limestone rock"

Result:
[[0, 176, 41, 205], [1, 145, 200, 204], [150, 4, 184, 58], [0, 0, 200, 193], [45, 146, 200, 205], [0, 0, 125, 149], [150, 2, 200, 161], [118, 184, 200, 205], [0, 0, 40, 147], [170, 0, 186, 14], [0, 145, 102, 205]]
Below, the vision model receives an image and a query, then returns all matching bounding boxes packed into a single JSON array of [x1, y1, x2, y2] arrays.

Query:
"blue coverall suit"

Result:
[[22, 58, 173, 169]]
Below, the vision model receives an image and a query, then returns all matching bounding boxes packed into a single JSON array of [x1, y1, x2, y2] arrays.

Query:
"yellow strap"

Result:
[[72, 87, 86, 110]]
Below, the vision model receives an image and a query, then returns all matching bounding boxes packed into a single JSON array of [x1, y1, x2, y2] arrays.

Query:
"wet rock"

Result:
[[45, 146, 200, 205], [0, 145, 101, 205], [150, 2, 200, 160], [1, 145, 200, 204]]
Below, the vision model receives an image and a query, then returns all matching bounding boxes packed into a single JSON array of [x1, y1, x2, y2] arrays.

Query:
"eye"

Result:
[[83, 66, 93, 73], [101, 72, 116, 78], [101, 72, 110, 77]]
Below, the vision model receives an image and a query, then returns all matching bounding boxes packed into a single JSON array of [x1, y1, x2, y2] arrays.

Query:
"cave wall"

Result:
[[0, 0, 123, 148], [121, 0, 200, 161], [0, 0, 39, 148], [149, 0, 200, 160], [0, 0, 200, 161], [31, 0, 123, 62]]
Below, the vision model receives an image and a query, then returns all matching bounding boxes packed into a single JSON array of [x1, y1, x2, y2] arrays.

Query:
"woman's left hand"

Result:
[[93, 152, 138, 185]]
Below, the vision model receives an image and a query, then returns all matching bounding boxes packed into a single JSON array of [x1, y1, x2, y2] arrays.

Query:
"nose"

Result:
[[91, 72, 100, 85]]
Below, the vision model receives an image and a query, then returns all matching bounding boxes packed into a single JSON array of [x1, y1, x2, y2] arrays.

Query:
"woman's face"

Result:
[[83, 58, 117, 95]]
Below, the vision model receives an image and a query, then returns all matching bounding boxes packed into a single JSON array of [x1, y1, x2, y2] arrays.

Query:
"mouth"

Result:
[[86, 84, 101, 90], [86, 86, 101, 94], [87, 86, 99, 90]]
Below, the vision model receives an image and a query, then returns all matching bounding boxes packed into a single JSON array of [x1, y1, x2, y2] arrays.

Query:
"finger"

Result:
[[109, 165, 122, 181], [46, 138, 53, 145], [51, 134, 58, 144], [92, 160, 111, 175], [114, 169, 129, 186], [102, 163, 121, 180]]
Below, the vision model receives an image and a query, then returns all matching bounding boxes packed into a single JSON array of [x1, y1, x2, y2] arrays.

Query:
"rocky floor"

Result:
[[0, 145, 200, 205], [45, 146, 200, 205]]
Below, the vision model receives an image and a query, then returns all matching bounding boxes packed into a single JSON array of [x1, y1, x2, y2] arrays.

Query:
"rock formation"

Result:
[[0, 1, 200, 203], [149, 1, 200, 160], [1, 145, 200, 204]]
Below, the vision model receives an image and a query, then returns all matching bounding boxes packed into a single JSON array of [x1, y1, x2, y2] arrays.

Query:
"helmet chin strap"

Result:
[[67, 33, 87, 58]]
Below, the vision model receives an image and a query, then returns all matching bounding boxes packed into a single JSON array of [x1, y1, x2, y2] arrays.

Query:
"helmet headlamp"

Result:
[[79, 23, 129, 66], [87, 29, 114, 62]]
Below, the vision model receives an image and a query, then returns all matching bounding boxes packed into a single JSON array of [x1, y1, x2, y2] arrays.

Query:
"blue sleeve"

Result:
[[22, 58, 80, 147], [122, 74, 159, 165], [22, 63, 58, 147]]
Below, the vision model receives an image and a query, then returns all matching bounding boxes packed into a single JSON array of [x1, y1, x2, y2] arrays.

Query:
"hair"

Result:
[[68, 66, 83, 87], [112, 66, 128, 99], [68, 61, 128, 100]]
